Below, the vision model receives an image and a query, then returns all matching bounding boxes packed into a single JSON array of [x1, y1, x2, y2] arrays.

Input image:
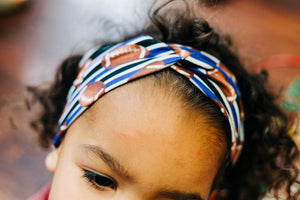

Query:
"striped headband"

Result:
[[53, 35, 244, 165]]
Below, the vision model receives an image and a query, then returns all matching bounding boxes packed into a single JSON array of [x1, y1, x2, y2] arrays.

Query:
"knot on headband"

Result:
[[53, 35, 244, 165]]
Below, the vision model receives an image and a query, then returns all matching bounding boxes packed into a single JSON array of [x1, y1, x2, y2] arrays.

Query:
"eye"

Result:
[[82, 169, 117, 191]]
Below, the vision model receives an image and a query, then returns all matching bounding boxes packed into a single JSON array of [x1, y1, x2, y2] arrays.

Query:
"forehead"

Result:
[[65, 78, 226, 197]]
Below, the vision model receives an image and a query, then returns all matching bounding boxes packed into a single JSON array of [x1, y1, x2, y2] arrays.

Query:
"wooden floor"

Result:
[[0, 0, 299, 199]]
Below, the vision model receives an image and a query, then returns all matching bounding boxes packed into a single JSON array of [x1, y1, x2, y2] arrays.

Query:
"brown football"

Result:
[[171, 65, 194, 79], [168, 44, 191, 59], [128, 61, 166, 81], [79, 81, 106, 107], [73, 59, 92, 88], [101, 44, 150, 68], [206, 69, 237, 104]]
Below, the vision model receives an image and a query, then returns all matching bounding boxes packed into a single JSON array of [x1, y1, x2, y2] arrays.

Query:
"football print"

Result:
[[79, 81, 106, 107], [101, 44, 150, 68]]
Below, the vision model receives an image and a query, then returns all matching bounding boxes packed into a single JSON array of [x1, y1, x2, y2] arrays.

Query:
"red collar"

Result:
[[27, 183, 51, 200]]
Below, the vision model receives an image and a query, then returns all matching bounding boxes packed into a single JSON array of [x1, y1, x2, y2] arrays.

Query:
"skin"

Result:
[[46, 78, 227, 200]]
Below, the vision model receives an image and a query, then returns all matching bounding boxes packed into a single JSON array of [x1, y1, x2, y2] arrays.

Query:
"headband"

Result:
[[53, 35, 244, 165]]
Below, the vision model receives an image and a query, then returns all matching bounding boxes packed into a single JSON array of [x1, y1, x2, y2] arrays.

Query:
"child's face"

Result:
[[46, 79, 226, 200]]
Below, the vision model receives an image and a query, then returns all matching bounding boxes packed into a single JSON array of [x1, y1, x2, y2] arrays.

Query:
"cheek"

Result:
[[48, 149, 86, 199]]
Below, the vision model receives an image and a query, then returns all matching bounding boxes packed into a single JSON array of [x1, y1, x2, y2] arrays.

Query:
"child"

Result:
[[28, 3, 299, 200]]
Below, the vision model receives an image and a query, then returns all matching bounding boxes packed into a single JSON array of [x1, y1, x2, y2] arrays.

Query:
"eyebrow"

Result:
[[82, 144, 204, 200], [82, 144, 134, 182]]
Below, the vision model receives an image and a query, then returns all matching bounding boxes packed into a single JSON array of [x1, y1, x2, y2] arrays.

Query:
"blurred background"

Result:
[[0, 0, 299, 199]]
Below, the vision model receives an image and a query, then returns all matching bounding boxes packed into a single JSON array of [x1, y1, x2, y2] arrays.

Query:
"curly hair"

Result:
[[29, 1, 299, 199]]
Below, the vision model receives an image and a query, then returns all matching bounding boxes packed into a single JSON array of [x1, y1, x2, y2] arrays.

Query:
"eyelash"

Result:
[[82, 169, 117, 191]]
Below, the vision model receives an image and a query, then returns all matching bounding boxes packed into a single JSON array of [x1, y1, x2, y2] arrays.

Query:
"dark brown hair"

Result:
[[29, 1, 299, 199]]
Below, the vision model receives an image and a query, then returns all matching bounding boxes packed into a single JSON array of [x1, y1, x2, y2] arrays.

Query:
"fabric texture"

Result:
[[53, 35, 244, 165], [27, 184, 51, 200]]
